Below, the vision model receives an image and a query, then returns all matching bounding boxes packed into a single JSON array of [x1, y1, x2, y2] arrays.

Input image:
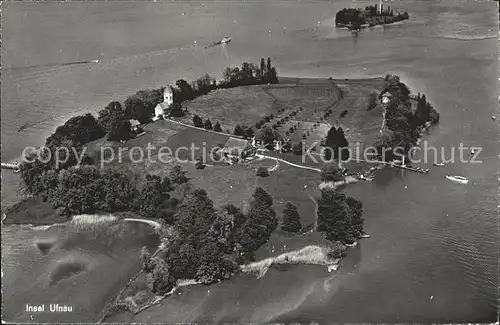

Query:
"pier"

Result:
[[1, 162, 20, 172], [390, 163, 429, 174]]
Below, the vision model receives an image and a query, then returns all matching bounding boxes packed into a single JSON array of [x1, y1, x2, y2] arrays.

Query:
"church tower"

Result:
[[163, 86, 174, 105]]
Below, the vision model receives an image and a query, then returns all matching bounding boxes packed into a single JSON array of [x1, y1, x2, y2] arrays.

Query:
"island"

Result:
[[335, 4, 410, 30], [3, 57, 439, 323]]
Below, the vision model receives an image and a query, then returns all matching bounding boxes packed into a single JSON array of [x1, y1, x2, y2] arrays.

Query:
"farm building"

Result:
[[380, 90, 393, 104], [219, 137, 256, 161]]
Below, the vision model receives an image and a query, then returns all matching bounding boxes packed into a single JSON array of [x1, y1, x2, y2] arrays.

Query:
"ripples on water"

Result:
[[1, 218, 159, 323]]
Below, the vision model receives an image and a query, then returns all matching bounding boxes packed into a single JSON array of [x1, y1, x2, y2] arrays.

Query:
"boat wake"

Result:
[[430, 34, 496, 41]]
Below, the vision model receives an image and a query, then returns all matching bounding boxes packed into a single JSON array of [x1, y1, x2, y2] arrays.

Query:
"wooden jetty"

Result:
[[390, 163, 429, 174], [1, 162, 20, 172]]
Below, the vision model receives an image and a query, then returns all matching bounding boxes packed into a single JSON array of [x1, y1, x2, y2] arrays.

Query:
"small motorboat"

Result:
[[221, 37, 231, 44], [433, 162, 445, 167], [446, 175, 469, 184], [470, 148, 476, 154], [492, 116, 496, 120]]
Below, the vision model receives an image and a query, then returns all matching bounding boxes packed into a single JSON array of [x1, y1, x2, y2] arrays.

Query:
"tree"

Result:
[[327, 241, 347, 259], [146, 258, 175, 294], [175, 189, 217, 244], [281, 203, 301, 232], [156, 197, 180, 224], [195, 157, 205, 170], [233, 124, 244, 136], [323, 126, 349, 161], [373, 130, 394, 161], [252, 187, 273, 207], [321, 164, 344, 182], [346, 196, 364, 238], [133, 174, 170, 218], [269, 67, 279, 84], [256, 167, 269, 177], [259, 126, 276, 148], [193, 115, 204, 128], [169, 102, 185, 118], [292, 142, 303, 155], [266, 57, 272, 79], [196, 241, 237, 284], [242, 126, 254, 139], [260, 58, 266, 79], [124, 95, 151, 124], [46, 113, 105, 148], [176, 79, 195, 101], [107, 119, 131, 141], [317, 188, 351, 242], [140, 246, 154, 272], [214, 121, 223, 132], [135, 89, 163, 116], [169, 165, 188, 185], [98, 101, 125, 132], [204, 118, 213, 130]]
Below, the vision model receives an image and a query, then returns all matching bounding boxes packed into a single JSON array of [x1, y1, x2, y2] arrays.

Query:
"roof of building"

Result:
[[220, 137, 252, 156], [164, 86, 174, 94], [381, 90, 393, 97], [129, 119, 141, 127], [156, 102, 171, 110]]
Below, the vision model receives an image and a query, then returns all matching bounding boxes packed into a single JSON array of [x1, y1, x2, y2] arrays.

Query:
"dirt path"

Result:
[[255, 154, 321, 172]]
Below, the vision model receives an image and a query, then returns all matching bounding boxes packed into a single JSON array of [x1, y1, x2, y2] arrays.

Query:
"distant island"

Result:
[[335, 4, 409, 30]]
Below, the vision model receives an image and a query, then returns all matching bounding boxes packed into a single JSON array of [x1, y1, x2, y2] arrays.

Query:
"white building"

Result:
[[381, 90, 393, 104], [153, 86, 174, 121]]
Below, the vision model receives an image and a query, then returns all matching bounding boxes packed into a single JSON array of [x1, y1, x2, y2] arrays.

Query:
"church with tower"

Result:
[[153, 86, 174, 121]]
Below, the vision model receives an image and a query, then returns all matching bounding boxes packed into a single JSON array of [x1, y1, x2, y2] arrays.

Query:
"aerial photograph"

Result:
[[1, 0, 498, 323]]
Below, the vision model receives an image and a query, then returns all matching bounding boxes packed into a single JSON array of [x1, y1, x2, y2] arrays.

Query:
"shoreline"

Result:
[[100, 241, 369, 322]]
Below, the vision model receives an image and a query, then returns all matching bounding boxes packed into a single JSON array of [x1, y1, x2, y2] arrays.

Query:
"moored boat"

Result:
[[445, 175, 468, 184], [433, 162, 445, 167], [221, 37, 231, 44]]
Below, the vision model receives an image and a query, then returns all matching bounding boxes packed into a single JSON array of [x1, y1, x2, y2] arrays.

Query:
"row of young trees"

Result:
[[192, 115, 223, 132]]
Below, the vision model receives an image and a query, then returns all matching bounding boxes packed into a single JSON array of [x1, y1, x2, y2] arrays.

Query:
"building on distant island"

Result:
[[153, 86, 174, 121], [220, 137, 256, 162]]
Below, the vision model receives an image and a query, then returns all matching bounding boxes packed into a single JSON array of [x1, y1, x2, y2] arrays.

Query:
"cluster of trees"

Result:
[[221, 57, 279, 87], [139, 186, 279, 294], [20, 114, 103, 194], [20, 159, 189, 218], [192, 115, 222, 132], [281, 202, 301, 233], [373, 75, 439, 161], [321, 164, 345, 183], [233, 124, 255, 139], [317, 187, 364, 244], [414, 93, 440, 126]]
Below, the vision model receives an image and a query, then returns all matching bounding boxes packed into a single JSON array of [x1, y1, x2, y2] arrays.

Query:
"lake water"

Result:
[[1, 0, 498, 322]]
